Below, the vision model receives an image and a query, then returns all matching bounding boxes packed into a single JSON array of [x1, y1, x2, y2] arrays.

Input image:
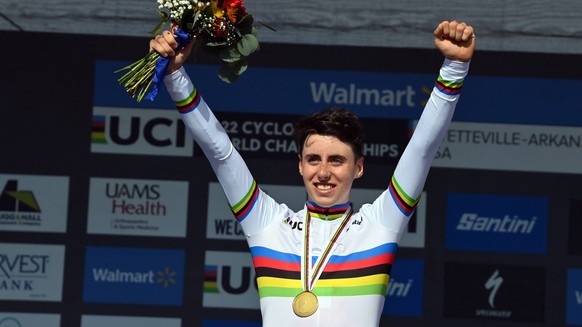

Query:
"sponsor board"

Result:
[[83, 246, 184, 305], [203, 251, 259, 309], [91, 107, 193, 156], [0, 243, 65, 301], [444, 262, 545, 322], [383, 259, 424, 317], [206, 183, 426, 248], [567, 269, 582, 325], [95, 61, 582, 127], [87, 177, 189, 237], [446, 193, 548, 254], [0, 174, 68, 233], [0, 313, 60, 327], [429, 121, 582, 174], [81, 315, 181, 327]]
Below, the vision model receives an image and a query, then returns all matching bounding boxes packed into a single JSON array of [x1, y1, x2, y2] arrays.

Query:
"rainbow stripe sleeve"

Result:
[[388, 175, 420, 216], [435, 75, 463, 96], [230, 180, 259, 222], [175, 88, 202, 114]]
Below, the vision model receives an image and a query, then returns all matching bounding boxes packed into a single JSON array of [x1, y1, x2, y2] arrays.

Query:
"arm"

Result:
[[376, 21, 475, 232], [153, 30, 286, 236]]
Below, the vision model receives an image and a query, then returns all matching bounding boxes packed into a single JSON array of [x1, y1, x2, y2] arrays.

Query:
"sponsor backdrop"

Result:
[[1, 31, 581, 327]]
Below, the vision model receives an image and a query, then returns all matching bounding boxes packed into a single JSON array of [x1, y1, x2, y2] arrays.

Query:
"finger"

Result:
[[461, 25, 475, 42], [447, 21, 459, 40], [152, 34, 175, 57], [455, 22, 469, 41]]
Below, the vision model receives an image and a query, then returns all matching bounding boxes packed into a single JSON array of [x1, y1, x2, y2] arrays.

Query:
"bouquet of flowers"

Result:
[[115, 0, 271, 102]]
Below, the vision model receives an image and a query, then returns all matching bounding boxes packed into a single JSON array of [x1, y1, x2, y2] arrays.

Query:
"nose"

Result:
[[317, 163, 331, 180]]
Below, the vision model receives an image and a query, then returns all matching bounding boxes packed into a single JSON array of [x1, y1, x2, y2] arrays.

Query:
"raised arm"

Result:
[[375, 21, 475, 232], [152, 29, 286, 235]]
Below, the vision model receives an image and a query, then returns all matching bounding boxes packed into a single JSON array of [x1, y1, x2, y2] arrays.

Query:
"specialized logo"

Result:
[[382, 259, 424, 317], [83, 246, 184, 305], [203, 251, 259, 309], [91, 107, 193, 156], [87, 178, 188, 237], [567, 269, 582, 325], [0, 243, 65, 301], [478, 269, 511, 318], [444, 262, 545, 322], [446, 193, 548, 254], [484, 270, 503, 309]]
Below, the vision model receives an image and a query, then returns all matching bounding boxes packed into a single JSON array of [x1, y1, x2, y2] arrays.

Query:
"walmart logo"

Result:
[[83, 246, 184, 306]]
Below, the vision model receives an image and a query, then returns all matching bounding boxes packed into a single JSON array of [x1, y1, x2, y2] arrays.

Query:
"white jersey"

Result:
[[164, 59, 469, 326]]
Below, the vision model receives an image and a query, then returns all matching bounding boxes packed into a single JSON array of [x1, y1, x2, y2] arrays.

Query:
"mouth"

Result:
[[314, 183, 335, 191]]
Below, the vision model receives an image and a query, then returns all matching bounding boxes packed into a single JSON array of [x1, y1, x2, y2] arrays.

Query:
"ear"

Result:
[[355, 156, 364, 179], [298, 154, 303, 176]]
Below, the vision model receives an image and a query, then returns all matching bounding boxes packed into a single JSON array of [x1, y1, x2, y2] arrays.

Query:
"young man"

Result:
[[151, 20, 475, 327]]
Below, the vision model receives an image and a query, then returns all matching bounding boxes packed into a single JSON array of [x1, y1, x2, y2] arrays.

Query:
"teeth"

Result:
[[317, 184, 332, 190]]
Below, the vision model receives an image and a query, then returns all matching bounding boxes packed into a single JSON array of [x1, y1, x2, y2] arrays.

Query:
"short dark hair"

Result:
[[294, 107, 365, 159]]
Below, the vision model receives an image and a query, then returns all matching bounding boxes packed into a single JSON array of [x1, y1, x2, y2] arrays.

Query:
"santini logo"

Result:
[[457, 213, 536, 234]]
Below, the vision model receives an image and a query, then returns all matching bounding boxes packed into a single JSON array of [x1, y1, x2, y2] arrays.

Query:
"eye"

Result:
[[330, 157, 345, 166]]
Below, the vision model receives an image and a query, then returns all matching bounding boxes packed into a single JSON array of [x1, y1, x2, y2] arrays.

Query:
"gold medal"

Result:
[[292, 291, 319, 317]]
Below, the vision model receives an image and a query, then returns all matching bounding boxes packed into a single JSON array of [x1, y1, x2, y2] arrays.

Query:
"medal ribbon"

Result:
[[301, 206, 354, 292]]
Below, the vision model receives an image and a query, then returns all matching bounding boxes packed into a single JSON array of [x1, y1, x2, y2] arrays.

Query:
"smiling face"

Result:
[[298, 134, 364, 208]]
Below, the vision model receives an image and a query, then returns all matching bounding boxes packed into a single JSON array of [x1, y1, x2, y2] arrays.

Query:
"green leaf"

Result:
[[237, 14, 254, 35], [218, 65, 240, 83], [149, 11, 170, 35], [258, 20, 277, 32], [236, 34, 259, 56], [232, 59, 248, 76], [219, 47, 242, 62]]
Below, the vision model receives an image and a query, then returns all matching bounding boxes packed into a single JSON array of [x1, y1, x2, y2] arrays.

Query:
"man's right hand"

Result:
[[149, 27, 196, 74]]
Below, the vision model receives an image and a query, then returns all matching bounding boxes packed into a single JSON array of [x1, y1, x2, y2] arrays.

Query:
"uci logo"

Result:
[[92, 109, 193, 156], [284, 217, 303, 231], [107, 116, 186, 148]]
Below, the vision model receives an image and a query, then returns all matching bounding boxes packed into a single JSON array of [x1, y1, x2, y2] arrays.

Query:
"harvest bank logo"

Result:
[[0, 243, 65, 301], [203, 251, 259, 309], [87, 177, 188, 237], [446, 193, 548, 254], [383, 259, 424, 317], [91, 107, 193, 156], [0, 175, 68, 233], [83, 246, 184, 305], [444, 262, 545, 322]]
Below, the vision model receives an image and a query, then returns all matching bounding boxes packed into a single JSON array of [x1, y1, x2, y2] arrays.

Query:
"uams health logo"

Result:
[[446, 193, 548, 254], [203, 251, 259, 309], [87, 178, 189, 237], [0, 180, 41, 224], [91, 107, 193, 156], [83, 246, 184, 305]]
